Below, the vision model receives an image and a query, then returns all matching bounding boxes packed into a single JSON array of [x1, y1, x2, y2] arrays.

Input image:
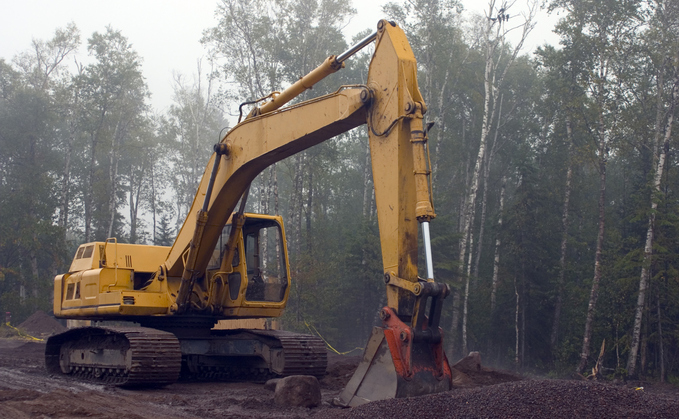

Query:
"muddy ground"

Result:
[[0, 314, 677, 418]]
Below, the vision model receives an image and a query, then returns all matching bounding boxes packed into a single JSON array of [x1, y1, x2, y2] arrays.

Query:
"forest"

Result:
[[0, 0, 678, 382]]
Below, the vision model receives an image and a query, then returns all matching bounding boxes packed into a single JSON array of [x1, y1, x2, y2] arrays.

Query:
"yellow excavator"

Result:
[[47, 20, 452, 406]]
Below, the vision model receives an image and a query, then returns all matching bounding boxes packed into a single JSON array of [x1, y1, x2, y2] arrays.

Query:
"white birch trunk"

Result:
[[576, 108, 608, 374], [627, 70, 678, 377], [514, 275, 520, 370], [455, 1, 536, 355], [290, 153, 305, 322], [107, 120, 122, 239], [129, 171, 137, 243], [657, 292, 665, 382], [85, 129, 99, 242], [456, 43, 491, 355], [58, 129, 74, 230], [128, 163, 145, 244], [462, 228, 473, 354], [490, 176, 506, 314], [551, 116, 574, 352], [271, 165, 282, 275], [150, 164, 157, 244], [473, 94, 503, 279]]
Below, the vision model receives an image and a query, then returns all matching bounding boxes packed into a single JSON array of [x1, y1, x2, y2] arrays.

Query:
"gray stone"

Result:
[[274, 375, 321, 408], [453, 351, 482, 372], [264, 378, 280, 391]]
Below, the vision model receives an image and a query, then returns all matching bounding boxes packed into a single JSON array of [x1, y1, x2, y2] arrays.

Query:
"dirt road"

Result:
[[0, 326, 677, 418], [0, 337, 358, 418]]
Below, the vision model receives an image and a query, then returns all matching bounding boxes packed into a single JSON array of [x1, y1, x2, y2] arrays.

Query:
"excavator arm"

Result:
[[167, 19, 452, 403], [167, 20, 442, 312], [165, 87, 368, 281], [339, 21, 452, 405]]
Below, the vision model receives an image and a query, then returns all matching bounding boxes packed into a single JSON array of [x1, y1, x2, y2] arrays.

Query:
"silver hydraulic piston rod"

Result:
[[422, 222, 434, 280], [336, 30, 378, 63], [256, 30, 378, 116]]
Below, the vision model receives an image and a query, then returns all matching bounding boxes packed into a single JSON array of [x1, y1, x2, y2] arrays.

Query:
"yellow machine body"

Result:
[[54, 214, 291, 321]]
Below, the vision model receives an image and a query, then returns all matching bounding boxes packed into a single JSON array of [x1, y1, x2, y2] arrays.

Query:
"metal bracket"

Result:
[[383, 272, 424, 296]]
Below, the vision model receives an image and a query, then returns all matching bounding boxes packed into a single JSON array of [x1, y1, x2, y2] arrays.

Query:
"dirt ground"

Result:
[[0, 315, 677, 418]]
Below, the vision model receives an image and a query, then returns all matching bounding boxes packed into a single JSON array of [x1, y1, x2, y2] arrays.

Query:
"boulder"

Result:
[[264, 378, 280, 391], [453, 351, 482, 372], [274, 375, 321, 408], [450, 351, 523, 387]]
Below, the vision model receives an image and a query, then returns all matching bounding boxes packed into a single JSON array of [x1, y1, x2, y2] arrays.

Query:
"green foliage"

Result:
[[0, 38, 70, 322], [158, 71, 228, 228], [155, 214, 176, 247]]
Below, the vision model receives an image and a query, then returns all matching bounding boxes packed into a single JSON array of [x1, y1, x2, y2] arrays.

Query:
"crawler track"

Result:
[[45, 326, 181, 386], [255, 330, 327, 376], [182, 329, 327, 381], [46, 326, 327, 386]]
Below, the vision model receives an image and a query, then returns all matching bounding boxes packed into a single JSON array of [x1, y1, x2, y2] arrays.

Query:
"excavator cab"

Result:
[[203, 213, 291, 316], [242, 219, 288, 303]]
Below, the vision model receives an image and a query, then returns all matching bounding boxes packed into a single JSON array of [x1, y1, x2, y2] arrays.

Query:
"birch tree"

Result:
[[161, 66, 225, 228], [6, 25, 80, 302], [488, 176, 505, 352], [0, 27, 76, 315], [536, 42, 587, 356], [626, 0, 679, 378], [14, 24, 82, 233], [457, 0, 536, 356], [79, 27, 149, 241], [548, 0, 644, 374]]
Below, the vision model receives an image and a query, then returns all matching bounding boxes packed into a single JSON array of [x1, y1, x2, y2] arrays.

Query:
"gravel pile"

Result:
[[341, 379, 677, 419], [17, 310, 65, 337]]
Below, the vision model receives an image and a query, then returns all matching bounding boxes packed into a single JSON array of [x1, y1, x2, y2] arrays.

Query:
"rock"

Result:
[[264, 378, 280, 391], [273, 375, 321, 408], [453, 351, 482, 372], [450, 351, 522, 388]]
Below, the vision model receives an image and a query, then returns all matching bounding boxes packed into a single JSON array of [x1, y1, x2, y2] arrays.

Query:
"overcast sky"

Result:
[[0, 0, 559, 114]]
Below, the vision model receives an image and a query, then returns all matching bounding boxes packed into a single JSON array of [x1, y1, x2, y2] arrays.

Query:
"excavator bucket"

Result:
[[336, 307, 452, 407]]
